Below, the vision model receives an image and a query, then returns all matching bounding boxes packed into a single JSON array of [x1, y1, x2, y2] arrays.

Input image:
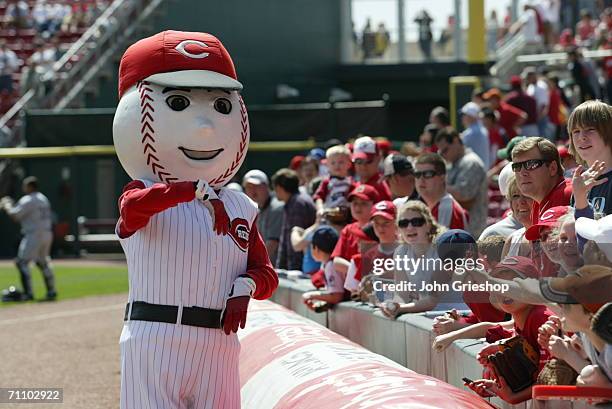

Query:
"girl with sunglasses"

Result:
[[381, 201, 452, 319]]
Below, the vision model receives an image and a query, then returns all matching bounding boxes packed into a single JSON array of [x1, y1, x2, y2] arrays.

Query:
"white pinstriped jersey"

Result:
[[118, 181, 257, 409], [118, 180, 259, 310]]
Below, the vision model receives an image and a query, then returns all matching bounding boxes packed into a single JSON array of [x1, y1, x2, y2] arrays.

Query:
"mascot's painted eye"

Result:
[[214, 98, 232, 115], [166, 95, 190, 111]]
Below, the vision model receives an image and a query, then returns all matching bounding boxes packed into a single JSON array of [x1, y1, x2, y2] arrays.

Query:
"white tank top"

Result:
[[507, 227, 526, 257], [119, 180, 258, 310]]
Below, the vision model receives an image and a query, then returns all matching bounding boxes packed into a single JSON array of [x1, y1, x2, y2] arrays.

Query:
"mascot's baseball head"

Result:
[[113, 30, 249, 187]]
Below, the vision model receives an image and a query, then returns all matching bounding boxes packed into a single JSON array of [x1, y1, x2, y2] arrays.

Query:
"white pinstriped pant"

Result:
[[119, 321, 241, 409]]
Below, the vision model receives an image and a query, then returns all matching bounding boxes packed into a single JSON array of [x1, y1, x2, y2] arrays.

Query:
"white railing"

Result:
[[490, 31, 527, 78], [516, 48, 612, 64]]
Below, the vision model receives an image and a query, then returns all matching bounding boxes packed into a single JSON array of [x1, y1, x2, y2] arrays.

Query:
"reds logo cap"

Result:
[[347, 183, 379, 203], [118, 30, 242, 99], [493, 256, 540, 279], [524, 206, 569, 241], [369, 200, 396, 221]]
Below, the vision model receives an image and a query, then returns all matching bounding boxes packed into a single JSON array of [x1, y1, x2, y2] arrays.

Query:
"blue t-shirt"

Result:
[[462, 122, 490, 169], [302, 230, 321, 274]]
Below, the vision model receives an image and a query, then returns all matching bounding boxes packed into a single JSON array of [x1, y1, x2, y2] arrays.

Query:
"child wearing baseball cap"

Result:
[[466, 256, 554, 404], [302, 226, 345, 311], [344, 201, 398, 295], [432, 234, 511, 352], [329, 184, 379, 278]]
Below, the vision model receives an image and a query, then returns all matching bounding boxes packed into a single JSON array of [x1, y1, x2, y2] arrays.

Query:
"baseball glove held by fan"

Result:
[[488, 336, 540, 393]]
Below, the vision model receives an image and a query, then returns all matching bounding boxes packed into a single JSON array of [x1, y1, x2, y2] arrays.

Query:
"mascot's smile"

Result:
[[179, 146, 224, 160]]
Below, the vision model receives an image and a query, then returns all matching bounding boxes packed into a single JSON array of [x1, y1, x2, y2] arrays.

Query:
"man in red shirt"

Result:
[[504, 76, 539, 137], [352, 136, 392, 201], [330, 184, 379, 277], [414, 153, 468, 230], [510, 137, 572, 226], [483, 88, 527, 140], [511, 137, 572, 276]]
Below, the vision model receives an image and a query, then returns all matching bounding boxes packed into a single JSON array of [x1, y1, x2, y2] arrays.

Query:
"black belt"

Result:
[[124, 301, 222, 329]]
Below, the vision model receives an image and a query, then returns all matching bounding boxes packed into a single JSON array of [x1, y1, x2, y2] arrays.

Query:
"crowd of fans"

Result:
[[0, 0, 109, 106], [234, 95, 612, 405], [500, 1, 611, 53]]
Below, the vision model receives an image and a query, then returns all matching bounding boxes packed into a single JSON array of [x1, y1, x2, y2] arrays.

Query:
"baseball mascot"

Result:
[[112, 31, 278, 409]]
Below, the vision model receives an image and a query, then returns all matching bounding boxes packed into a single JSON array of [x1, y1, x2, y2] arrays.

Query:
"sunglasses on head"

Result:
[[414, 170, 439, 179], [398, 217, 426, 228], [511, 159, 551, 172]]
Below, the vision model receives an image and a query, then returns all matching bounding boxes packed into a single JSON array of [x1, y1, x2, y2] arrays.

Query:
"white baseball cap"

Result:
[[226, 182, 243, 192], [575, 215, 612, 263], [352, 136, 378, 161], [242, 169, 269, 186], [460, 102, 481, 118], [498, 162, 514, 197]]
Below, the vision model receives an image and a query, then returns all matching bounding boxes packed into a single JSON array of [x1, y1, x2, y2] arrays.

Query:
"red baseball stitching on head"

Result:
[[209, 95, 248, 186], [137, 81, 176, 184]]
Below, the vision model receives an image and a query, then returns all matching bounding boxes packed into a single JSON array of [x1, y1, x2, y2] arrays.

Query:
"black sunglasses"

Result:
[[511, 159, 551, 172], [414, 170, 439, 179], [398, 217, 426, 228]]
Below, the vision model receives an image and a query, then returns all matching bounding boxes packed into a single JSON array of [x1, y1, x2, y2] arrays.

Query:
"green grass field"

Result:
[[0, 263, 128, 305]]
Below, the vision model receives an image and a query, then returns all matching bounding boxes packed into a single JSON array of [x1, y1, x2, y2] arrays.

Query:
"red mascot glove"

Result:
[[209, 198, 230, 236], [195, 180, 230, 235], [221, 276, 256, 335]]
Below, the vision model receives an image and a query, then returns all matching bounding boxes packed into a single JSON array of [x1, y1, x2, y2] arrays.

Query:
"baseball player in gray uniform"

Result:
[[1, 176, 57, 301]]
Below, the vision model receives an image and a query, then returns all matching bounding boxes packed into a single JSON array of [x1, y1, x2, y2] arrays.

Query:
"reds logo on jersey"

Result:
[[228, 218, 250, 252]]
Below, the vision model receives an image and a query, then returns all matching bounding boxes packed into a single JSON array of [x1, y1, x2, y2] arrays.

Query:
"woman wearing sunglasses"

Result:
[[381, 200, 451, 319]]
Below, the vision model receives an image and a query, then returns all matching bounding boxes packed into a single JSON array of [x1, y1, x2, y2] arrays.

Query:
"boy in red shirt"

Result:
[[344, 200, 398, 293], [330, 184, 379, 278]]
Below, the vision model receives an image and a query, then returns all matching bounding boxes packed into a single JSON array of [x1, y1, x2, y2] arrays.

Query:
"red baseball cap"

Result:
[[348, 184, 379, 203], [376, 139, 392, 155], [525, 206, 569, 241], [370, 200, 396, 221], [492, 256, 540, 279], [510, 75, 522, 87], [118, 30, 242, 99], [289, 155, 305, 170]]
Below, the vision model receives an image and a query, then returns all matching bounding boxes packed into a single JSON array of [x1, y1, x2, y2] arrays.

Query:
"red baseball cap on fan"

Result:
[[525, 206, 569, 241], [370, 200, 396, 221], [118, 30, 243, 99]]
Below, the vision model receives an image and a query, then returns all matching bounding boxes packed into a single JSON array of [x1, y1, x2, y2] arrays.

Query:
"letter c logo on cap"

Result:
[[540, 209, 556, 221], [175, 40, 210, 59]]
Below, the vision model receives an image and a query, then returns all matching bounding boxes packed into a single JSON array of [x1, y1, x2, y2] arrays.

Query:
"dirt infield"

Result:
[[0, 293, 126, 409]]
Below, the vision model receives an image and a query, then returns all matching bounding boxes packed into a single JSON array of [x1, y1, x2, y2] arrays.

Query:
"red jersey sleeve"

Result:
[[117, 180, 196, 238], [379, 180, 392, 201], [244, 217, 279, 300], [331, 225, 349, 260], [505, 103, 525, 123], [449, 203, 468, 230], [313, 178, 330, 202]]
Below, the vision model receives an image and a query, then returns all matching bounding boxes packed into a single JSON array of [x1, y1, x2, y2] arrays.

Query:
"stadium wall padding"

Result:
[[240, 300, 495, 409], [271, 277, 559, 409]]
